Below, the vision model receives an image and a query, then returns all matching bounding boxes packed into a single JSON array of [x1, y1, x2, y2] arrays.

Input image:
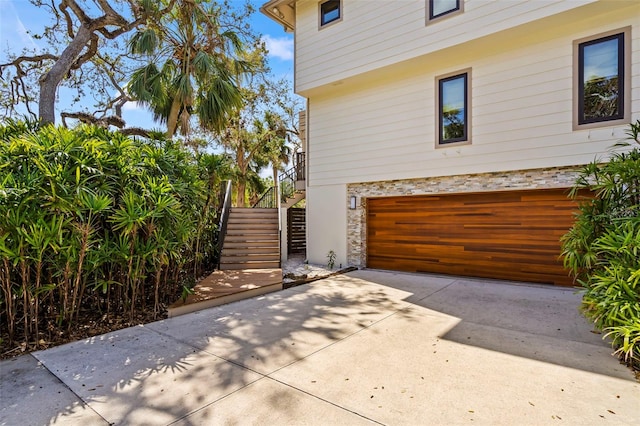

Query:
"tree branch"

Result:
[[120, 127, 152, 138], [71, 34, 99, 71], [61, 111, 125, 128], [0, 54, 59, 70], [3, 0, 180, 124]]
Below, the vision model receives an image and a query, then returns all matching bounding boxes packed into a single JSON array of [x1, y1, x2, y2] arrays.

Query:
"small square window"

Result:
[[429, 0, 461, 21], [436, 71, 471, 146], [574, 28, 630, 129], [320, 0, 341, 27]]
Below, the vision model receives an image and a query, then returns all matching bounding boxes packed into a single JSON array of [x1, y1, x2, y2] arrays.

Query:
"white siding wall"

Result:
[[295, 0, 602, 93], [306, 184, 348, 267], [306, 9, 640, 186], [299, 1, 639, 267]]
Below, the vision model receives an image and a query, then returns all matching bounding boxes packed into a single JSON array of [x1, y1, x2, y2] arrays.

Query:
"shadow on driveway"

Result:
[[3, 269, 636, 426], [351, 269, 632, 380]]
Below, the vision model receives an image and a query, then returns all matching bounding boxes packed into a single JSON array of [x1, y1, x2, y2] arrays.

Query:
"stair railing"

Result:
[[252, 186, 276, 208], [215, 180, 233, 269], [253, 152, 306, 208], [279, 169, 296, 202]]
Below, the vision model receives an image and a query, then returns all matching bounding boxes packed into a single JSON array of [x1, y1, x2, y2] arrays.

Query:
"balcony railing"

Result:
[[253, 152, 306, 209]]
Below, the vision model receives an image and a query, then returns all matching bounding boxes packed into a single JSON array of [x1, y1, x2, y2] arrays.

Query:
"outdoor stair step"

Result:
[[223, 246, 278, 252], [230, 208, 278, 216], [225, 228, 278, 236], [226, 219, 277, 224], [226, 224, 277, 229], [222, 247, 279, 255], [220, 261, 281, 270], [220, 254, 280, 263], [224, 241, 278, 247], [224, 238, 280, 247], [229, 210, 275, 213], [231, 207, 277, 211], [223, 240, 279, 248], [226, 223, 278, 230], [228, 214, 277, 219], [228, 217, 278, 224]]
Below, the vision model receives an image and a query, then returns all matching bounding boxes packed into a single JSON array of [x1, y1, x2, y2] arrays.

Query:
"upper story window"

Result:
[[429, 0, 462, 22], [574, 28, 630, 129], [436, 70, 471, 146], [320, 0, 341, 28]]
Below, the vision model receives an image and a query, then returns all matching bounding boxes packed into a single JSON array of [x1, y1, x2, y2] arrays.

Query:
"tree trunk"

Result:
[[39, 25, 93, 125], [236, 145, 246, 207], [166, 97, 182, 137], [236, 180, 246, 207], [272, 166, 279, 207]]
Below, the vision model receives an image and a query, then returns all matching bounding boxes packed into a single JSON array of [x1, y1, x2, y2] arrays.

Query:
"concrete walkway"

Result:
[[1, 270, 639, 425]]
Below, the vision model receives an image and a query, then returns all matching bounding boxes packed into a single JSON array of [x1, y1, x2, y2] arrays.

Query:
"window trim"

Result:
[[573, 27, 631, 131], [435, 69, 472, 148], [319, 0, 341, 29], [427, 0, 463, 23]]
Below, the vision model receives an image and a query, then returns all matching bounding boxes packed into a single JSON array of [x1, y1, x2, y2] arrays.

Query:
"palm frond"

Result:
[[128, 29, 160, 55]]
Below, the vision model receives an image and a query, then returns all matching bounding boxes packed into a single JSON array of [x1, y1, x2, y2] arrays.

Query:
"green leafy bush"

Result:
[[562, 120, 640, 370], [0, 121, 223, 346]]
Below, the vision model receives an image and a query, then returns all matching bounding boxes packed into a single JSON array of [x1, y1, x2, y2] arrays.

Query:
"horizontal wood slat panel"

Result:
[[367, 188, 582, 286], [288, 208, 306, 255]]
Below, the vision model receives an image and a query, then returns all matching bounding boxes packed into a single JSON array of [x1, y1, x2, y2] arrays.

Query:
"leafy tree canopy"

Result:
[[0, 0, 268, 137]]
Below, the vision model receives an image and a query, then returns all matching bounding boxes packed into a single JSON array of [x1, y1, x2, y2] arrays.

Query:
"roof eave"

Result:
[[260, 0, 296, 32]]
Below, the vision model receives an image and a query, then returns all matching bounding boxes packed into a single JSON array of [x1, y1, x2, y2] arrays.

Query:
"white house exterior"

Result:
[[262, 0, 640, 286]]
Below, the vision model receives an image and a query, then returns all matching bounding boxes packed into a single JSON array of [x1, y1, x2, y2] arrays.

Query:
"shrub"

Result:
[[0, 121, 223, 346], [562, 120, 640, 370]]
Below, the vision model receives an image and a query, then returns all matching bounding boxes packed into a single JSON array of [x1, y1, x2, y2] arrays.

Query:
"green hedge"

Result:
[[562, 121, 640, 370], [0, 121, 221, 345]]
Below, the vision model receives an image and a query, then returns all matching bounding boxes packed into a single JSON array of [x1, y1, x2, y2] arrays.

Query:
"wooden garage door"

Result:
[[366, 189, 580, 286]]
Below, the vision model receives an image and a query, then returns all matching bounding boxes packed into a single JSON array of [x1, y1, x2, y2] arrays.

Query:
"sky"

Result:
[[583, 38, 618, 81], [441, 76, 465, 112], [0, 0, 295, 128]]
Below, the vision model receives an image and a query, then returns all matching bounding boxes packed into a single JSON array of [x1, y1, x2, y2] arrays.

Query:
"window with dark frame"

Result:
[[577, 32, 624, 125], [429, 0, 460, 20], [320, 0, 341, 27], [438, 72, 468, 145]]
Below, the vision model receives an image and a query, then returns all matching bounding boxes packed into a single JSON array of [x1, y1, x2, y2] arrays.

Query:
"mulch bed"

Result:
[[1, 310, 165, 361]]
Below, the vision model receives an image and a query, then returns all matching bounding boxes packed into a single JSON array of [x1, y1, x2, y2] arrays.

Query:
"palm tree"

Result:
[[257, 111, 291, 204], [127, 0, 258, 139], [221, 114, 265, 207], [198, 152, 232, 211]]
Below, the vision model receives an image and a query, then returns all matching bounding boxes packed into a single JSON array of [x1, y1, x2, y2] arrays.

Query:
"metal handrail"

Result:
[[215, 180, 232, 269], [253, 186, 276, 208], [279, 172, 295, 203], [278, 152, 305, 202], [254, 152, 306, 208]]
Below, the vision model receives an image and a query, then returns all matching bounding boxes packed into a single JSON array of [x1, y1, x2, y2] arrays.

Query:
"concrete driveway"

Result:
[[2, 270, 639, 425]]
